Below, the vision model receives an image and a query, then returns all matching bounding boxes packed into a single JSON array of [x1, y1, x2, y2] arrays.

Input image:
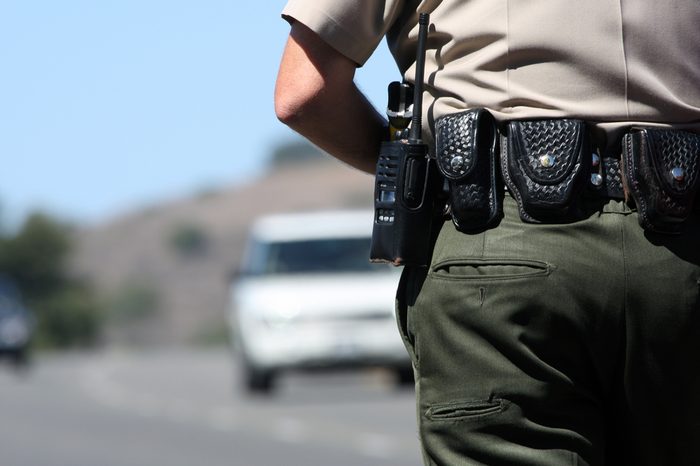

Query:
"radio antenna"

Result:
[[409, 13, 429, 144]]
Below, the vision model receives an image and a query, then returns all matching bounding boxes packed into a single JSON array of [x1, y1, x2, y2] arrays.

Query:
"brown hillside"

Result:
[[71, 158, 375, 346]]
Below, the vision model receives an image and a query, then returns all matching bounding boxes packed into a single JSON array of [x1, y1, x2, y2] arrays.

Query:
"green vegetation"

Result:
[[0, 212, 102, 348], [105, 282, 160, 323], [169, 222, 209, 258], [190, 319, 230, 347], [268, 139, 326, 168]]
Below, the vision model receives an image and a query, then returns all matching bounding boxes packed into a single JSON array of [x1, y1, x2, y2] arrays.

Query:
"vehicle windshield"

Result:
[[245, 237, 384, 275]]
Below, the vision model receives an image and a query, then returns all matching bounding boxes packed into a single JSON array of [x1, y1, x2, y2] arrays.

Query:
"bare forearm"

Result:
[[279, 82, 385, 173], [275, 22, 386, 174]]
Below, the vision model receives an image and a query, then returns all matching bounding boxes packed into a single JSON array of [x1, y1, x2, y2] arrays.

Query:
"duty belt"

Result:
[[434, 109, 700, 234]]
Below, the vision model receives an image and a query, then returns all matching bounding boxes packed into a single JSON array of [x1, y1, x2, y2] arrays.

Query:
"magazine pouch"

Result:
[[435, 109, 501, 232], [621, 128, 700, 234]]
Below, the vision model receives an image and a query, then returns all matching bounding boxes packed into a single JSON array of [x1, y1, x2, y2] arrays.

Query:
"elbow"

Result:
[[275, 22, 357, 129], [274, 90, 302, 127], [274, 84, 321, 129]]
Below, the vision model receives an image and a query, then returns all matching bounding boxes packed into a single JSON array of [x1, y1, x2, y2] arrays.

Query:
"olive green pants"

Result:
[[397, 196, 700, 465]]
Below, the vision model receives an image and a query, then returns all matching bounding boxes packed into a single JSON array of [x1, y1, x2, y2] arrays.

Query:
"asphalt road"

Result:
[[0, 349, 423, 466]]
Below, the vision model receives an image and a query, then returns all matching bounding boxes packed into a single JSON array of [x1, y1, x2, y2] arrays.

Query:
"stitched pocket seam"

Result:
[[430, 258, 552, 281], [425, 398, 509, 423]]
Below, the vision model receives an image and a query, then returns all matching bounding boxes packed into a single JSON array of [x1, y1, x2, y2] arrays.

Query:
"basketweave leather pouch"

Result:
[[621, 128, 700, 234], [502, 119, 591, 223], [435, 109, 501, 232]]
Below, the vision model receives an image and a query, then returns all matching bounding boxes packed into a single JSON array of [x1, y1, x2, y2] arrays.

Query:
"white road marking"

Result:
[[271, 417, 309, 444], [76, 351, 419, 461], [356, 433, 401, 459]]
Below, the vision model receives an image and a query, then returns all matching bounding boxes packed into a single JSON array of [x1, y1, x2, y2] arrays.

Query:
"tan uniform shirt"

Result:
[[282, 0, 700, 152]]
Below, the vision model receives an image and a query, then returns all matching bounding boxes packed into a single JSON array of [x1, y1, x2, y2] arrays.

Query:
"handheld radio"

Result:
[[370, 13, 439, 266]]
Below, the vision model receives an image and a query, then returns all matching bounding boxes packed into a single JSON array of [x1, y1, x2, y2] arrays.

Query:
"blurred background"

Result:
[[0, 2, 422, 465]]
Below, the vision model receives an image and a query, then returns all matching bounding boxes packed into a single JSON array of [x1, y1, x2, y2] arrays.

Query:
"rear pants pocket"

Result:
[[431, 258, 551, 281]]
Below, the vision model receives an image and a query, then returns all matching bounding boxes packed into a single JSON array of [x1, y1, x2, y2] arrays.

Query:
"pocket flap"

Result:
[[508, 119, 587, 185], [435, 109, 492, 181], [645, 128, 700, 197]]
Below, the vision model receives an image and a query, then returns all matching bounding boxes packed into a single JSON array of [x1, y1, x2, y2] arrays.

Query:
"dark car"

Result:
[[0, 279, 33, 367]]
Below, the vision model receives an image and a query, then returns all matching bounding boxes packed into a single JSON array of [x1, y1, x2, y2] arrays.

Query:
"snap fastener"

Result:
[[450, 155, 464, 171], [539, 154, 556, 168], [591, 173, 603, 187], [671, 167, 686, 182], [592, 153, 600, 167]]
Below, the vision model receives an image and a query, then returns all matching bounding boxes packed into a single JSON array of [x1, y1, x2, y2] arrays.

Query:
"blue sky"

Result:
[[0, 1, 397, 228]]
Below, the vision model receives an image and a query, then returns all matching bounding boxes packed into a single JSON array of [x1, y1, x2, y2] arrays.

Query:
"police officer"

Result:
[[275, 1, 700, 465]]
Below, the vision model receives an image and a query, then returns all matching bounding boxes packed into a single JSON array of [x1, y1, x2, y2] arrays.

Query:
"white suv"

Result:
[[227, 210, 411, 394]]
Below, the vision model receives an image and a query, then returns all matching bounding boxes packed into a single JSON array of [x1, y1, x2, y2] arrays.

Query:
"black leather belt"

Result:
[[434, 110, 700, 233], [590, 155, 624, 200]]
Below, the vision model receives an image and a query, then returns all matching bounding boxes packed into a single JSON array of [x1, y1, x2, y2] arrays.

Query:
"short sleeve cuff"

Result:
[[282, 2, 383, 66]]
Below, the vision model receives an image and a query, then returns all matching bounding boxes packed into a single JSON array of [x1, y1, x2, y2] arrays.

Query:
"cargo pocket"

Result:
[[422, 397, 585, 466], [420, 397, 514, 465], [426, 398, 509, 422]]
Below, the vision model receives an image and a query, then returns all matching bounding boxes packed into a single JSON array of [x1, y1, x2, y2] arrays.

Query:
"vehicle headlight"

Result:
[[252, 303, 300, 330], [0, 317, 30, 345]]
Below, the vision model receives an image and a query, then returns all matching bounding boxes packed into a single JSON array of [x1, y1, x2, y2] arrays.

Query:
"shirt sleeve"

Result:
[[282, 0, 405, 66]]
